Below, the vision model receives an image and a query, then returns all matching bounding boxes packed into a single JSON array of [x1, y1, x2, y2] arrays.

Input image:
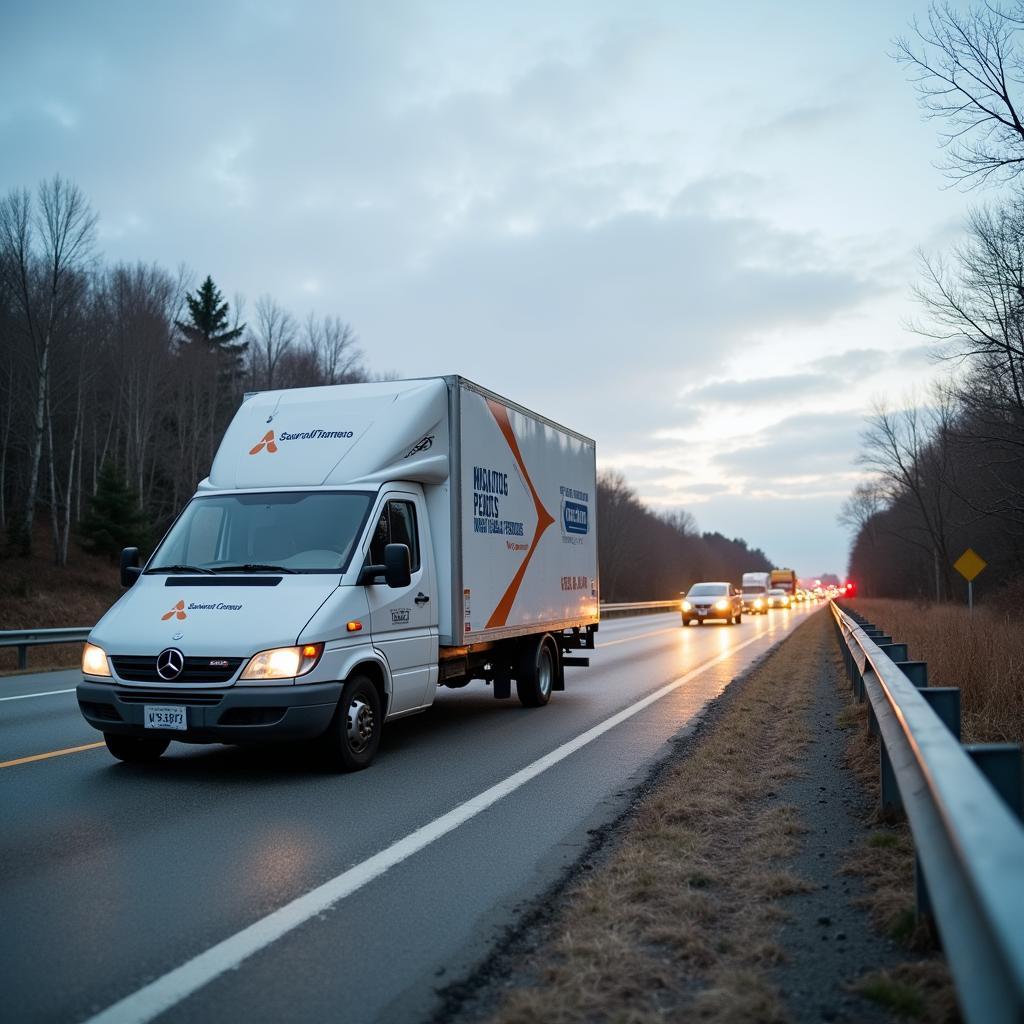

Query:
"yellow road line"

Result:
[[0, 741, 105, 769]]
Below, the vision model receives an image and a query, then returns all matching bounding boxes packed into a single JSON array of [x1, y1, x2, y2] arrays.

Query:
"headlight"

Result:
[[754, 598, 764, 608], [681, 601, 692, 612], [82, 642, 111, 677], [240, 643, 324, 680], [714, 599, 729, 611]]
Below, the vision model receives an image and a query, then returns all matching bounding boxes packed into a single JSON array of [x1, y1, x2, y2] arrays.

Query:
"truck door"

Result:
[[364, 493, 438, 715]]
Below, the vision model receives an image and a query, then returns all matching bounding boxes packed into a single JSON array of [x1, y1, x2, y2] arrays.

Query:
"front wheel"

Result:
[[104, 733, 170, 763], [517, 635, 556, 707], [320, 674, 382, 771]]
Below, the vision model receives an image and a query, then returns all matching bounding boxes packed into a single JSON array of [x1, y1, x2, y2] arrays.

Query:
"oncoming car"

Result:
[[681, 582, 742, 625], [741, 587, 769, 615], [766, 588, 791, 609]]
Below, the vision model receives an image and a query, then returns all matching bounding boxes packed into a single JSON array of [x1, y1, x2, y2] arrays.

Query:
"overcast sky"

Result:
[[0, 1, 974, 578]]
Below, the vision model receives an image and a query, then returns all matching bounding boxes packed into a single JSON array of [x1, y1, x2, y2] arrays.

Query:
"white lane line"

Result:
[[82, 629, 770, 1024], [597, 626, 680, 648], [0, 688, 76, 702]]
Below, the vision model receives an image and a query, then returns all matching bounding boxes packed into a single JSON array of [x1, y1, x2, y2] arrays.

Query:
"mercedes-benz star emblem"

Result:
[[156, 648, 185, 681]]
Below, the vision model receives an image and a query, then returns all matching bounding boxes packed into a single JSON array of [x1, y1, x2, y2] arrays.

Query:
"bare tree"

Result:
[[0, 177, 96, 554], [305, 313, 363, 384], [858, 396, 959, 599], [894, 2, 1024, 185], [249, 295, 296, 391], [838, 479, 886, 538]]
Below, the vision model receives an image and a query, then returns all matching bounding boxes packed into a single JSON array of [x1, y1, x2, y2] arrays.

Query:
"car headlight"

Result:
[[240, 643, 324, 680], [681, 601, 692, 612], [754, 598, 764, 608], [82, 642, 111, 677], [714, 599, 730, 611]]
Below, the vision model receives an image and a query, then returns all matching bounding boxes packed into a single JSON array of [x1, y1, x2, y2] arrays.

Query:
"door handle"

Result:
[[415, 592, 430, 605]]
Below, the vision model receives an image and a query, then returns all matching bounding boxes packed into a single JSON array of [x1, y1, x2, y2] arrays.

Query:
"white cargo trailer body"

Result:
[[456, 381, 598, 645]]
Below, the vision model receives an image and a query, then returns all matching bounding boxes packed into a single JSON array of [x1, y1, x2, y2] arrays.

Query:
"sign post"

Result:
[[953, 548, 987, 613]]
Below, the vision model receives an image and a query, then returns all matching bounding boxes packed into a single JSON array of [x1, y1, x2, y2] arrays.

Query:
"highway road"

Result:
[[0, 604, 817, 1024]]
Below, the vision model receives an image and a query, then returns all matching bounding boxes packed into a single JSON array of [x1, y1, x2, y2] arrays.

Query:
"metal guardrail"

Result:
[[0, 627, 92, 671], [599, 600, 679, 615], [831, 601, 1024, 1024]]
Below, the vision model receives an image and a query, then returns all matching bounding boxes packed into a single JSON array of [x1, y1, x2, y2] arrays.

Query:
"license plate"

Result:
[[698, 609, 707, 616], [144, 705, 186, 730]]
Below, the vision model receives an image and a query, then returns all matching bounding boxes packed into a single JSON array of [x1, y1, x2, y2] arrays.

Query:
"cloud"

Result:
[[682, 373, 841, 407], [714, 412, 863, 482]]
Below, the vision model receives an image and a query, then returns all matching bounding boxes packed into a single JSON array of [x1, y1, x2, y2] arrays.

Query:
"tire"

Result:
[[734, 611, 742, 624], [516, 635, 556, 707], [104, 733, 170, 763], [320, 674, 382, 771]]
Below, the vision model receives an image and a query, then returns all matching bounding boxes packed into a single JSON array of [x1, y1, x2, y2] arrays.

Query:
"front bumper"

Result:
[[77, 679, 343, 744]]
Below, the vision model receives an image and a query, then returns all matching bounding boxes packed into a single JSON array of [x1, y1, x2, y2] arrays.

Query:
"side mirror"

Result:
[[383, 543, 411, 589], [120, 547, 141, 589], [356, 543, 412, 588]]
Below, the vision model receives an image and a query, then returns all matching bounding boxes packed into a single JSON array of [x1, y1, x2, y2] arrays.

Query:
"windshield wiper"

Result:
[[212, 564, 298, 574], [146, 564, 215, 575]]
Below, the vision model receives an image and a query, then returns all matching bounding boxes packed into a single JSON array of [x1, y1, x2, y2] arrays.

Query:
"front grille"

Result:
[[115, 689, 225, 706], [111, 656, 242, 684]]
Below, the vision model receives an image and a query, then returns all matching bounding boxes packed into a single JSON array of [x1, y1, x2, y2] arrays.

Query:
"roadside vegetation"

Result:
[[852, 598, 1024, 744], [842, 2, 1024, 605], [467, 615, 822, 1024], [836, 681, 959, 1022]]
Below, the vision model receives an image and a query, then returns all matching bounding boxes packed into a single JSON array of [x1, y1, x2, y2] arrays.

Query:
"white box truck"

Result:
[[740, 571, 770, 615], [78, 377, 599, 770]]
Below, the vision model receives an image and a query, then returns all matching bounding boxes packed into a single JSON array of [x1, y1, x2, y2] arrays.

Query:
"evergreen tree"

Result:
[[175, 275, 247, 359], [78, 463, 151, 559]]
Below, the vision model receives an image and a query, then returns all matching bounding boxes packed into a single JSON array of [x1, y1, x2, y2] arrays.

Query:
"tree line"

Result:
[[598, 471, 773, 601], [0, 176, 370, 562], [844, 2, 1024, 602]]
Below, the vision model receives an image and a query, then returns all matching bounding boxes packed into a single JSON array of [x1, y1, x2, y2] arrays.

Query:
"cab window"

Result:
[[369, 499, 421, 572]]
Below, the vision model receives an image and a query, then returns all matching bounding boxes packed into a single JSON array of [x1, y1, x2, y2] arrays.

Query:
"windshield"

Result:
[[148, 491, 373, 574], [742, 585, 768, 594], [687, 583, 728, 597]]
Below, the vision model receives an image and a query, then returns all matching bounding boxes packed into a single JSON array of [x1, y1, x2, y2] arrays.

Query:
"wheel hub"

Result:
[[346, 697, 375, 753]]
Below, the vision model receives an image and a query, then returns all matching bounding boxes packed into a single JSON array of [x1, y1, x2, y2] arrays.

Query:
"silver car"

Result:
[[681, 582, 742, 625]]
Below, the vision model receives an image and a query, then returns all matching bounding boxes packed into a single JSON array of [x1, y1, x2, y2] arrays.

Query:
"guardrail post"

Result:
[[915, 855, 933, 921], [877, 642, 908, 663], [18, 644, 28, 671], [895, 661, 928, 688], [921, 688, 961, 742], [880, 742, 903, 816], [965, 744, 1023, 821]]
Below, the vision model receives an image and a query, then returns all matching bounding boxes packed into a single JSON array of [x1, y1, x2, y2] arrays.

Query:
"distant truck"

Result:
[[78, 376, 599, 771], [740, 571, 771, 614], [770, 568, 799, 596]]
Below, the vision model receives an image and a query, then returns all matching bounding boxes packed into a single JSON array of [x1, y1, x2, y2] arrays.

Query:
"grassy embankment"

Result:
[[471, 615, 832, 1024], [0, 531, 120, 672], [851, 598, 1023, 744]]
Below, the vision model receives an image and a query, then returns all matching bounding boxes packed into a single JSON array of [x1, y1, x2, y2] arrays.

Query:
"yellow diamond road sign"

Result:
[[954, 548, 987, 582]]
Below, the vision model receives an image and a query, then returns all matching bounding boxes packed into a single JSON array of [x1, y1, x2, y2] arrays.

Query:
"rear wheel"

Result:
[[104, 733, 169, 763], [516, 635, 556, 707], [320, 674, 382, 771]]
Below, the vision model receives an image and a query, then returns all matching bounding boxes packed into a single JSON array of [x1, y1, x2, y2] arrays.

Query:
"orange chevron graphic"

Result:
[[249, 430, 278, 455], [161, 600, 187, 621], [485, 400, 555, 629]]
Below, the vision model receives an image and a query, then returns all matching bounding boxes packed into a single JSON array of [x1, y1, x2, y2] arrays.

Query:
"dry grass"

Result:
[[0, 527, 120, 672], [834, 650, 960, 1021], [851, 598, 1023, 744], [480, 616, 833, 1024]]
